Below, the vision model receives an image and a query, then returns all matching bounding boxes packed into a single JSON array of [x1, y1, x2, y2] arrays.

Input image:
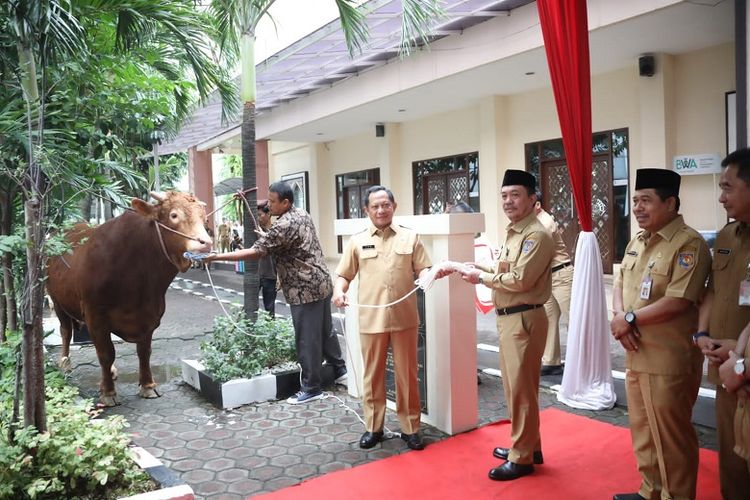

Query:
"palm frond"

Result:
[[399, 0, 444, 57]]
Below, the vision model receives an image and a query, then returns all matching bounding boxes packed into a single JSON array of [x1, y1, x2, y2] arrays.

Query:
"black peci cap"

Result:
[[635, 168, 681, 196], [502, 169, 536, 190]]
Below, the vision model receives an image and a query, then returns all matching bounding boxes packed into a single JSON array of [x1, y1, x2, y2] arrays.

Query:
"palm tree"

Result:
[[209, 0, 443, 317], [1, 0, 238, 432]]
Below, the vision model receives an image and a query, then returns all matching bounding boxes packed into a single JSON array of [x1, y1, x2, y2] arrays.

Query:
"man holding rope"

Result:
[[206, 181, 347, 404], [333, 185, 432, 451]]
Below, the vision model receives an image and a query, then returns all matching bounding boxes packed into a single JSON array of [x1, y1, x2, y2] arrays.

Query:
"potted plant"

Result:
[[181, 311, 336, 409]]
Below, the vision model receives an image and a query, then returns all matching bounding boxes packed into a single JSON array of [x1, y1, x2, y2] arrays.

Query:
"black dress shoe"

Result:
[[359, 431, 383, 449], [492, 447, 543, 464], [400, 432, 426, 450], [540, 364, 564, 376], [612, 494, 645, 500], [488, 461, 534, 481]]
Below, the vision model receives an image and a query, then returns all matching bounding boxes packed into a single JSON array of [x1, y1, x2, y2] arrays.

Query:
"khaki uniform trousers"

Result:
[[359, 327, 420, 434], [497, 307, 547, 464], [542, 265, 573, 366], [625, 369, 701, 500], [716, 386, 750, 500]]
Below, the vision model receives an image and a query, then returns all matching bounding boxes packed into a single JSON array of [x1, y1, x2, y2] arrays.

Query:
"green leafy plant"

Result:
[[0, 334, 153, 499], [200, 309, 297, 383]]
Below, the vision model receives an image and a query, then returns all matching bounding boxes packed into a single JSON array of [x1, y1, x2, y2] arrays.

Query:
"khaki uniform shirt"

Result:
[[537, 209, 571, 266], [479, 211, 553, 309], [615, 215, 711, 375], [252, 207, 332, 305], [735, 340, 750, 461], [336, 222, 432, 334], [707, 222, 750, 384]]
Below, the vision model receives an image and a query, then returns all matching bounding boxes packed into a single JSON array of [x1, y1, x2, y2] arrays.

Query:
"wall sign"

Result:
[[672, 153, 722, 176]]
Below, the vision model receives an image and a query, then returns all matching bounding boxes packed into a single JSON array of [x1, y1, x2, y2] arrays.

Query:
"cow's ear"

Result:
[[131, 198, 157, 219]]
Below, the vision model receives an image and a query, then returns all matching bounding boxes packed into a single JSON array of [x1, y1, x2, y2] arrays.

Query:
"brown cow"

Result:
[[47, 191, 212, 406]]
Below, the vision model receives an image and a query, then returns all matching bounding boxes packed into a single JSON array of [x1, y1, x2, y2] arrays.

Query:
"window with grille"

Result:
[[412, 152, 479, 215]]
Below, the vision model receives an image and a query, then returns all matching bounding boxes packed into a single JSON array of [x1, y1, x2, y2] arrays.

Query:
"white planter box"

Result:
[[119, 446, 194, 500], [181, 359, 335, 409]]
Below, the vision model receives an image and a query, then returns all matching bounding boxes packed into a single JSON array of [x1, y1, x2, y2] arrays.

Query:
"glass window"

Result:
[[412, 152, 479, 214]]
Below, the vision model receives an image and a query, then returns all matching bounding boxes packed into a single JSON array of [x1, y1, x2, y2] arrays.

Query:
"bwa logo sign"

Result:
[[671, 153, 722, 176], [674, 157, 698, 171]]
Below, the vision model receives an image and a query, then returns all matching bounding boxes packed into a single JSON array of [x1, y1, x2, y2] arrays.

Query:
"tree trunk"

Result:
[[9, 347, 22, 444], [1, 190, 17, 334], [242, 101, 259, 319], [80, 194, 92, 222], [22, 198, 46, 432], [241, 33, 259, 319]]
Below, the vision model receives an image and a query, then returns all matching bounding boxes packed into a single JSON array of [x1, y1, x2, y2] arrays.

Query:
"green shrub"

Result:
[[200, 309, 297, 382], [0, 334, 153, 500]]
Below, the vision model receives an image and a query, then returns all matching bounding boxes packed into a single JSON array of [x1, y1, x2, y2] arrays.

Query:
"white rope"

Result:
[[203, 265, 268, 338]]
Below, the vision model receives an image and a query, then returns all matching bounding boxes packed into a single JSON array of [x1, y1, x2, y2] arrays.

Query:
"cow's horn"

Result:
[[150, 191, 167, 203]]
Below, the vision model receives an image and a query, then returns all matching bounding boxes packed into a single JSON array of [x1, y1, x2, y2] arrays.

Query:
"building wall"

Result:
[[268, 42, 735, 265]]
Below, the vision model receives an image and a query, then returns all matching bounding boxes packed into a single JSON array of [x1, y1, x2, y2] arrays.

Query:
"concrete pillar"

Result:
[[478, 95, 507, 246], [638, 53, 676, 169]]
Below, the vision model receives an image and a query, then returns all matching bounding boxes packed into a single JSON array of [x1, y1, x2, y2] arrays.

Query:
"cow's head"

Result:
[[132, 191, 213, 270]]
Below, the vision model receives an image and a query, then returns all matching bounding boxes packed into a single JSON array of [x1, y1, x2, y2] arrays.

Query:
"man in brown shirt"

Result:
[[207, 181, 346, 404], [460, 170, 553, 481], [718, 322, 750, 476], [697, 148, 750, 499], [534, 193, 573, 376], [333, 185, 432, 451], [611, 169, 711, 500]]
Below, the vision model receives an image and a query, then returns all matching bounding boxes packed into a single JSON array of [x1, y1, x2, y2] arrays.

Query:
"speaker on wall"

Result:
[[375, 124, 385, 137], [639, 55, 655, 77]]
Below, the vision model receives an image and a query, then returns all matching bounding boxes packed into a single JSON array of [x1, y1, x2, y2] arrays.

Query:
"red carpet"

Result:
[[255, 408, 720, 500]]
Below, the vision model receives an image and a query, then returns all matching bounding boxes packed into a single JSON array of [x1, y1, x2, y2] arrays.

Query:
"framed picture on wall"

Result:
[[727, 90, 737, 155], [281, 171, 310, 213]]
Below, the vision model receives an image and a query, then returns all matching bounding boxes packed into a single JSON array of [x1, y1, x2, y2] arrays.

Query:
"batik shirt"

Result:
[[252, 207, 332, 305]]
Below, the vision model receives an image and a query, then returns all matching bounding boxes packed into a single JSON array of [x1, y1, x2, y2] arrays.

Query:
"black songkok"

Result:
[[502, 170, 536, 190], [635, 168, 681, 196]]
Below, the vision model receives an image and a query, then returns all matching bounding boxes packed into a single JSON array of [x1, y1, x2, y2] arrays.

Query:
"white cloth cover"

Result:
[[557, 231, 616, 410]]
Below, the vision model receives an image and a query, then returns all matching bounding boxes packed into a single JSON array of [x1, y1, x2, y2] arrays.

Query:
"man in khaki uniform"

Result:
[[534, 193, 573, 376], [460, 170, 553, 481], [610, 169, 711, 500], [333, 185, 432, 451], [718, 322, 750, 478], [697, 148, 750, 499]]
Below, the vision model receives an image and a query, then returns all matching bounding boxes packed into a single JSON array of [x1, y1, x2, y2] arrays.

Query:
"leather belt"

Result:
[[551, 261, 572, 273], [496, 304, 544, 316]]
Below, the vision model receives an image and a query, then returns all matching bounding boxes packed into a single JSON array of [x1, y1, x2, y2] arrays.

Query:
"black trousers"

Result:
[[260, 278, 277, 316], [289, 294, 345, 392]]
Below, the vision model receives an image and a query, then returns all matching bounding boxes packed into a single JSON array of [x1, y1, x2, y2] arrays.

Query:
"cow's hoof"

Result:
[[99, 395, 120, 407], [111, 365, 118, 380], [59, 357, 72, 372], [139, 386, 160, 399]]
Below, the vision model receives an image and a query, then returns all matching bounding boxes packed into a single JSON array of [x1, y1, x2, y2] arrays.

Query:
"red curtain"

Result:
[[537, 0, 593, 232]]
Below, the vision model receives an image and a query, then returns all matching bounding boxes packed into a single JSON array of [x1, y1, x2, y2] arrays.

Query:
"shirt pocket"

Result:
[[648, 259, 672, 297], [711, 253, 731, 272], [394, 243, 413, 272]]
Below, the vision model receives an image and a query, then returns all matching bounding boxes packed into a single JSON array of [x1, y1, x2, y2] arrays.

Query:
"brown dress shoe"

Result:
[[488, 461, 534, 481], [492, 447, 544, 464]]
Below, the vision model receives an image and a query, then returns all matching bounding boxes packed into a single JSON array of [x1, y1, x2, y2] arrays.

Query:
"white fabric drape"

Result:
[[557, 231, 616, 410]]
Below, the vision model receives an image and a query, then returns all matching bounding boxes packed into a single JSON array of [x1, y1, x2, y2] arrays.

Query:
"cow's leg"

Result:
[[93, 333, 119, 407], [53, 304, 73, 372], [137, 340, 160, 399]]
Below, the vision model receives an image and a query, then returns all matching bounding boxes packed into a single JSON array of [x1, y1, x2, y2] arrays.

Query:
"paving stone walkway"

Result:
[[48, 268, 717, 499]]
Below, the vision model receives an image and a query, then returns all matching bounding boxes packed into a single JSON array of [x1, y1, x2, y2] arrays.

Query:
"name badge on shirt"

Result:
[[640, 261, 654, 300], [362, 244, 375, 250], [740, 264, 750, 306]]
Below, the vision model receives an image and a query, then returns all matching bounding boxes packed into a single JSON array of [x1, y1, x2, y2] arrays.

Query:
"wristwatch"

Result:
[[735, 358, 746, 376], [624, 311, 637, 327], [692, 331, 709, 346]]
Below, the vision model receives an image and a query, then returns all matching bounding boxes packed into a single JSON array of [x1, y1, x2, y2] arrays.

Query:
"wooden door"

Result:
[[540, 154, 614, 273]]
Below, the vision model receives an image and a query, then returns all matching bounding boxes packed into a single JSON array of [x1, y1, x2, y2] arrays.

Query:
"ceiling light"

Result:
[[525, 71, 535, 76]]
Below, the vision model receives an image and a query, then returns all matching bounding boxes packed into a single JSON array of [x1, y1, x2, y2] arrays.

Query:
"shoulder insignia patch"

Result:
[[716, 248, 731, 255], [522, 239, 535, 254], [678, 252, 695, 269]]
